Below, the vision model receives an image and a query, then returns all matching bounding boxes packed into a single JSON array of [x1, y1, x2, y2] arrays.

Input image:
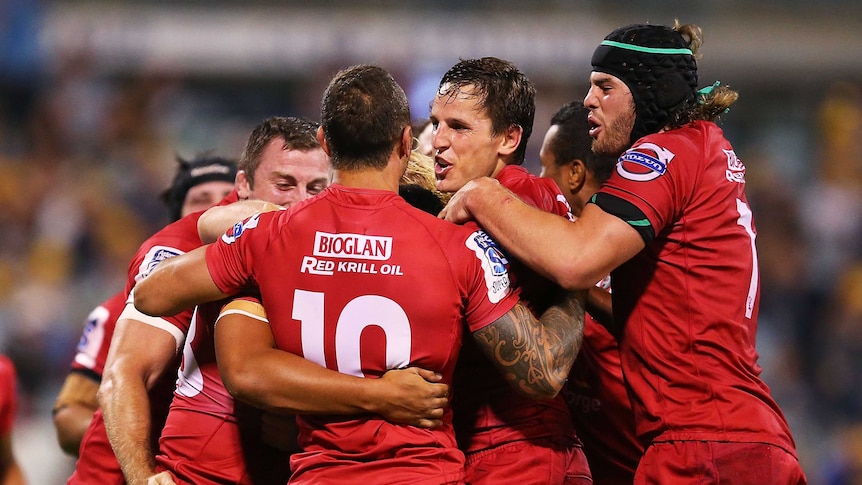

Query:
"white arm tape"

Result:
[[119, 294, 185, 354], [217, 308, 270, 325]]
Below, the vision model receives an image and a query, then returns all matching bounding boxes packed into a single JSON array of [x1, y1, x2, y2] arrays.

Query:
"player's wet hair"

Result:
[[239, 116, 320, 188], [437, 57, 535, 165], [321, 64, 411, 170]]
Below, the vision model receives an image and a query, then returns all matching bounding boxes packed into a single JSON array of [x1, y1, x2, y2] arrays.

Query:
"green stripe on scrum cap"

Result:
[[600, 40, 692, 55]]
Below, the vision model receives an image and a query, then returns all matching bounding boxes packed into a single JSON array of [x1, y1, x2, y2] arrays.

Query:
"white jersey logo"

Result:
[[313, 232, 392, 260], [136, 246, 184, 283], [465, 230, 511, 304], [724, 149, 746, 184]]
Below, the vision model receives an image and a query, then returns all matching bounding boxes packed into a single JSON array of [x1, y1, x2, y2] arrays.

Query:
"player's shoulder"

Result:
[[498, 165, 549, 192], [642, 121, 722, 148], [134, 213, 204, 258], [101, 290, 130, 314], [129, 213, 205, 284]]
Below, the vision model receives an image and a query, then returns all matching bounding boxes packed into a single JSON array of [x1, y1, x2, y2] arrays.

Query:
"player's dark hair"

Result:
[[239, 116, 320, 187], [549, 102, 615, 184], [321, 64, 411, 170], [399, 184, 445, 215], [437, 57, 535, 165]]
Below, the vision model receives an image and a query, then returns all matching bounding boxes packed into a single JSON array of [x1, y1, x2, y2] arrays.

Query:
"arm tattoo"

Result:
[[473, 290, 585, 399]]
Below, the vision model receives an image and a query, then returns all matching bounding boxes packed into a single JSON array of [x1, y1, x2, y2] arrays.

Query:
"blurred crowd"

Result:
[[2, 3, 862, 485]]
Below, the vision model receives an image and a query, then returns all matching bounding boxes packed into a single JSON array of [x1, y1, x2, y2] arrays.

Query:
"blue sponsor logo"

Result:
[[472, 230, 508, 276], [621, 151, 666, 174], [485, 247, 507, 276], [146, 248, 182, 274], [231, 222, 243, 238]]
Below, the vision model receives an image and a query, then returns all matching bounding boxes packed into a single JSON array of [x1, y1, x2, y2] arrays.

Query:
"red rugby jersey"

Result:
[[69, 191, 238, 485], [207, 184, 520, 485], [452, 164, 578, 457], [70, 291, 127, 379], [597, 121, 796, 454]]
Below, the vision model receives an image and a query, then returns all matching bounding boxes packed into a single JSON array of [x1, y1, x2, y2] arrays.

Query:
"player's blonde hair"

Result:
[[401, 151, 451, 205]]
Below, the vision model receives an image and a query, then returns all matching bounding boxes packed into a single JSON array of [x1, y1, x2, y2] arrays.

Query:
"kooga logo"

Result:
[[313, 231, 392, 260]]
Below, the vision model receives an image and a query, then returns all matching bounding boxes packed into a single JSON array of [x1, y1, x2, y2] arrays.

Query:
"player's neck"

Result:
[[332, 167, 399, 193]]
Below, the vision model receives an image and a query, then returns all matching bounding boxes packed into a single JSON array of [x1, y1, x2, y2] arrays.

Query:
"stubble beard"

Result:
[[592, 109, 636, 158]]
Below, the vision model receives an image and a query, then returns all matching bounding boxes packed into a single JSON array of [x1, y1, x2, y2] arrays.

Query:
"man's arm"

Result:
[[215, 302, 449, 428], [52, 372, 100, 456], [472, 289, 586, 400], [442, 177, 644, 290], [197, 200, 281, 244], [98, 316, 180, 485]]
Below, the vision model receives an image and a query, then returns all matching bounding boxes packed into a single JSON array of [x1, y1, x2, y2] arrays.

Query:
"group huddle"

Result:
[[52, 22, 806, 485]]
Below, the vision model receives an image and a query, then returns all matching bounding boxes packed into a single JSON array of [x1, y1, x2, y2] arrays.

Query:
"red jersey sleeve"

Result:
[[71, 290, 128, 378], [0, 356, 17, 436], [497, 165, 573, 220], [598, 124, 722, 234], [458, 225, 521, 333], [206, 211, 276, 295]]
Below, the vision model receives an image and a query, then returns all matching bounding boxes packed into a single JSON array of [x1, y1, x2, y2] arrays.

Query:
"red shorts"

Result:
[[635, 440, 806, 485], [464, 436, 592, 485], [155, 411, 291, 485], [67, 412, 126, 485]]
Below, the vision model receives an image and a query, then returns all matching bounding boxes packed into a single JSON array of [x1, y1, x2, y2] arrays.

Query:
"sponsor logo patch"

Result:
[[313, 232, 392, 260], [136, 246, 184, 282], [617, 142, 675, 182], [724, 149, 746, 184], [221, 213, 262, 244], [465, 230, 511, 303], [299, 231, 400, 277]]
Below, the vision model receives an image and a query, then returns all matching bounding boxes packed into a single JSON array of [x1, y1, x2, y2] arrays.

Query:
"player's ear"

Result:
[[399, 125, 413, 159], [236, 170, 252, 200], [567, 160, 587, 193], [498, 123, 523, 157], [317, 126, 332, 157]]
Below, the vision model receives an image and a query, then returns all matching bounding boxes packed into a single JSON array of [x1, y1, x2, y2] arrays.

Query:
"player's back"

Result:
[[215, 184, 517, 485], [254, 186, 510, 382]]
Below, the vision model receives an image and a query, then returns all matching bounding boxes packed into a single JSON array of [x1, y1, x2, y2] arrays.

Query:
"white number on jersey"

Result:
[[293, 289, 412, 377], [736, 198, 759, 319]]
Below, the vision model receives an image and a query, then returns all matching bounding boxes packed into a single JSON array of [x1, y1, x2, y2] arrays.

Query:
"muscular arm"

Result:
[[0, 433, 26, 485], [215, 303, 449, 428], [473, 289, 586, 399], [52, 372, 100, 456], [197, 200, 282, 244], [442, 177, 644, 290], [98, 316, 180, 485]]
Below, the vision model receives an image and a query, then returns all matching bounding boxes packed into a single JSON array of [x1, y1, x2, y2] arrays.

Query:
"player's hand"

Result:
[[439, 178, 496, 223], [261, 412, 300, 453], [375, 367, 449, 428], [147, 471, 177, 485]]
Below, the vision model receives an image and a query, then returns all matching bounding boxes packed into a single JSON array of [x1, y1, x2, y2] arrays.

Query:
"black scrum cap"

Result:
[[161, 155, 237, 221], [591, 24, 698, 144]]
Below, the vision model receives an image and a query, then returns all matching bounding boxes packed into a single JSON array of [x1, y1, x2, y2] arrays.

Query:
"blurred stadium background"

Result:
[[1, 1, 861, 483]]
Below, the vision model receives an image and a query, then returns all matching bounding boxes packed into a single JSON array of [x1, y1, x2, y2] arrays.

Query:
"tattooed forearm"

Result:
[[473, 289, 586, 399]]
